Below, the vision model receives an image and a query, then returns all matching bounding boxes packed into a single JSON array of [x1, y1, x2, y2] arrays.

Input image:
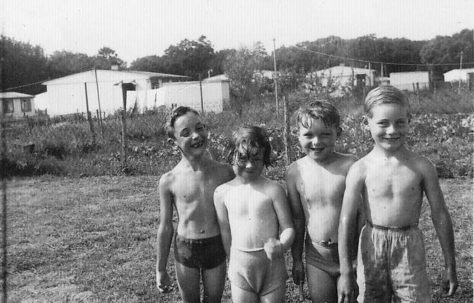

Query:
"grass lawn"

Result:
[[3, 176, 473, 302]]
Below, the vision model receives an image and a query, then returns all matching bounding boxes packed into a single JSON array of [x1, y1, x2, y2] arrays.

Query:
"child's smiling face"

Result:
[[298, 117, 339, 163], [172, 112, 208, 157], [367, 103, 409, 153]]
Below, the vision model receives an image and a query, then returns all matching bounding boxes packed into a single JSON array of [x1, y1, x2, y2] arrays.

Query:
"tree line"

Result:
[[1, 29, 472, 95]]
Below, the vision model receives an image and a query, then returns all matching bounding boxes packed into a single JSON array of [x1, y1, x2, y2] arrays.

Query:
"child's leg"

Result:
[[305, 240, 339, 302], [202, 262, 226, 303], [357, 225, 393, 303], [175, 261, 201, 303], [260, 285, 286, 303], [307, 264, 337, 303], [389, 227, 431, 303], [231, 285, 259, 303]]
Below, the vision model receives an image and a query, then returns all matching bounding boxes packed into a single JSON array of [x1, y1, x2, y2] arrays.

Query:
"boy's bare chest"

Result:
[[297, 168, 346, 206], [172, 172, 220, 201], [366, 164, 422, 197]]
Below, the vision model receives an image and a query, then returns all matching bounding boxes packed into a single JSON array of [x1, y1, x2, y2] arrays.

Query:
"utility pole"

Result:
[[459, 51, 463, 94], [84, 83, 96, 145], [199, 74, 204, 114], [120, 81, 128, 171], [368, 61, 372, 86], [94, 67, 104, 135], [1, 119, 8, 303], [273, 38, 279, 118]]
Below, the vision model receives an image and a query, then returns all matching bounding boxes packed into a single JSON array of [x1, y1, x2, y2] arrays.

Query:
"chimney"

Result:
[[111, 65, 119, 71]]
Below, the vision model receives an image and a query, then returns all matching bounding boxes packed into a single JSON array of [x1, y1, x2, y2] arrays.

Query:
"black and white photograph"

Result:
[[1, 0, 473, 302]]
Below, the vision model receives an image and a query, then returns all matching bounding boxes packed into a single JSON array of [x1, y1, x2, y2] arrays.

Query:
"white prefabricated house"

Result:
[[204, 74, 229, 82], [389, 71, 430, 91], [127, 80, 230, 113], [0, 92, 35, 119], [443, 68, 474, 83], [308, 64, 376, 87], [37, 70, 189, 116]]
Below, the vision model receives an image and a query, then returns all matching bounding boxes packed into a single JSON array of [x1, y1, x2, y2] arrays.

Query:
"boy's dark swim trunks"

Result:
[[174, 234, 226, 269]]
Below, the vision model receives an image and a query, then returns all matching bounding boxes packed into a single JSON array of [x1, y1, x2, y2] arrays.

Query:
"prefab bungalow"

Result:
[[37, 69, 189, 116], [0, 92, 35, 119], [308, 64, 376, 87], [443, 68, 474, 83], [128, 79, 230, 113], [389, 71, 430, 91]]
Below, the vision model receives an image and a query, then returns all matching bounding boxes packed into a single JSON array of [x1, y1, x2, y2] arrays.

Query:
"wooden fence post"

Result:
[[120, 82, 128, 171], [283, 95, 291, 165], [84, 83, 96, 145], [0, 119, 8, 303]]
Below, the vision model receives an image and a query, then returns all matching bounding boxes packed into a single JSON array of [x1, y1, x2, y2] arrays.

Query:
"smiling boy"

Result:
[[156, 106, 234, 303], [286, 101, 359, 303], [338, 86, 458, 303]]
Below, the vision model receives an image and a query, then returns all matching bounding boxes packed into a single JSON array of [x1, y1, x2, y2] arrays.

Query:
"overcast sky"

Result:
[[2, 0, 473, 64]]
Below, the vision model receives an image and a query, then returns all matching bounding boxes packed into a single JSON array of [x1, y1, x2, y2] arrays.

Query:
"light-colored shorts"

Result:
[[305, 238, 340, 278], [357, 223, 431, 303], [228, 247, 288, 296]]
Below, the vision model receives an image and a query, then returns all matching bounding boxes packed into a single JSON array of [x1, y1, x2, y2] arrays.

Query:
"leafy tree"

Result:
[[1, 35, 49, 94], [209, 49, 235, 76], [47, 50, 95, 78], [163, 35, 215, 79], [223, 47, 258, 114], [223, 44, 273, 114], [420, 29, 473, 76], [94, 47, 126, 69], [129, 55, 167, 72]]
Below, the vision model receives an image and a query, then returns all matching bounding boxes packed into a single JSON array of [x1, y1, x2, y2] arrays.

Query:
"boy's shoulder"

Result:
[[261, 177, 286, 196], [333, 152, 358, 168], [347, 154, 371, 175], [159, 169, 176, 189], [207, 159, 234, 175], [214, 177, 237, 195], [405, 151, 436, 175], [286, 157, 306, 175]]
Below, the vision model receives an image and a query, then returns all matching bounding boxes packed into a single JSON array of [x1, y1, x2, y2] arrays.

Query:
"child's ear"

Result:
[[336, 127, 342, 137], [362, 115, 369, 125], [362, 116, 370, 130], [167, 138, 175, 146]]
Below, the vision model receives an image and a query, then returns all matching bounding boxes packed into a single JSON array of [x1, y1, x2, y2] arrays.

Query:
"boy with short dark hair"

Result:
[[286, 101, 359, 303], [338, 85, 458, 303], [156, 106, 234, 303]]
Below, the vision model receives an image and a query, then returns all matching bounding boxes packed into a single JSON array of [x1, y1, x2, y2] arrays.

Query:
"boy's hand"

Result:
[[337, 273, 358, 303], [156, 270, 173, 293], [442, 267, 458, 296], [292, 260, 305, 285], [264, 238, 283, 260]]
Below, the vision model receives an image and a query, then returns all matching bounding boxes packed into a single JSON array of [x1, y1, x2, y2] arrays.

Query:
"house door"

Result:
[[355, 74, 366, 87]]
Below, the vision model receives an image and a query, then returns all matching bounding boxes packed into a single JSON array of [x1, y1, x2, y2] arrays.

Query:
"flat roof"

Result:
[[0, 92, 34, 99]]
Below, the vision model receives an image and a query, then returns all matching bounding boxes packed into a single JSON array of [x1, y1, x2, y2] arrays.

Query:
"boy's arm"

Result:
[[338, 163, 364, 303], [286, 167, 306, 285], [156, 174, 174, 292], [421, 159, 458, 296], [214, 186, 231, 256]]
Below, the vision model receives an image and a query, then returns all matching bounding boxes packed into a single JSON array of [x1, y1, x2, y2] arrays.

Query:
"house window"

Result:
[[21, 99, 32, 112], [2, 99, 14, 113]]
